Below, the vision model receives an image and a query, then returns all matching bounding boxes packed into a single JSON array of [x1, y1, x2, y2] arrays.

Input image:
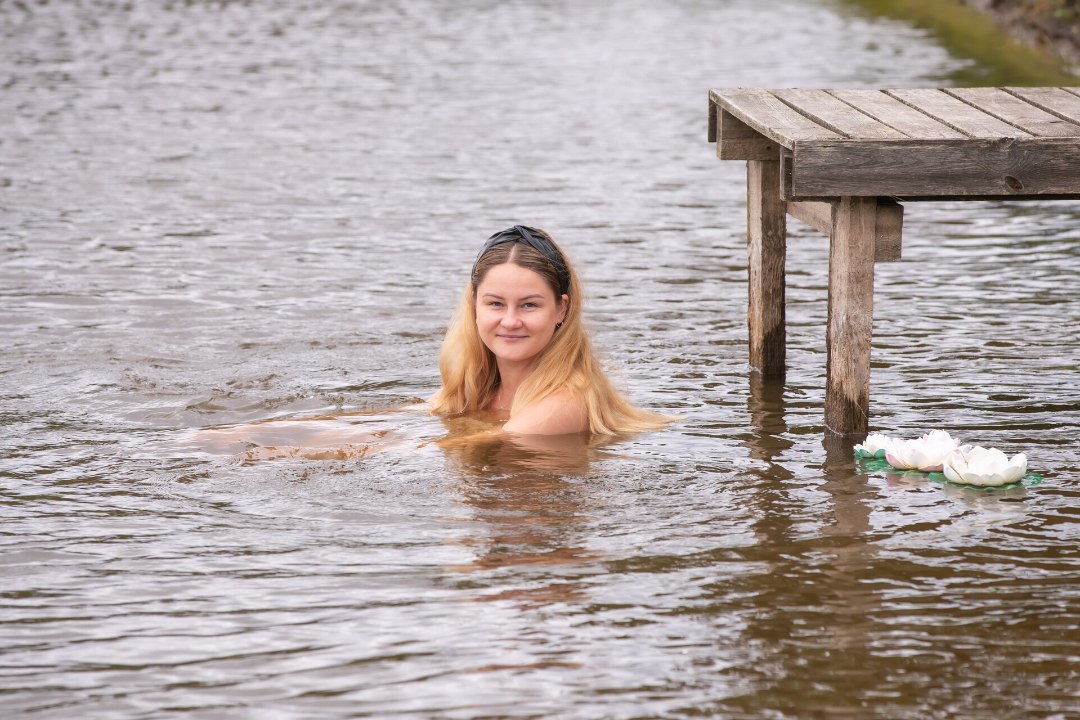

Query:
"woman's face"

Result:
[[474, 262, 567, 369]]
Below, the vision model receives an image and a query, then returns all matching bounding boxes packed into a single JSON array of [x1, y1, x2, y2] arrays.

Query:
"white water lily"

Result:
[[885, 430, 961, 472], [942, 446, 1028, 487], [854, 432, 897, 458]]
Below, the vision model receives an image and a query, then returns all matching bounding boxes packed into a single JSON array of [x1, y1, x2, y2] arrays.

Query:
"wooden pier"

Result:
[[708, 87, 1080, 435]]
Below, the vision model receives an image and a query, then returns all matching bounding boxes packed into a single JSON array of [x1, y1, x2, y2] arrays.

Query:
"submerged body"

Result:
[[190, 226, 665, 460]]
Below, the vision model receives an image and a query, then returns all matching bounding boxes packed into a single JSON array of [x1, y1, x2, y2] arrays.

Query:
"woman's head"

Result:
[[434, 226, 582, 409], [469, 227, 581, 370], [431, 225, 668, 435]]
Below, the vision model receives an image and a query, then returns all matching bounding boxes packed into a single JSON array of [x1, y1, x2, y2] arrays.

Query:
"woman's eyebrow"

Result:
[[480, 292, 545, 301]]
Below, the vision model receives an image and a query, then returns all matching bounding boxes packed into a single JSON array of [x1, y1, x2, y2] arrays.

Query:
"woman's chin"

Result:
[[490, 345, 542, 365]]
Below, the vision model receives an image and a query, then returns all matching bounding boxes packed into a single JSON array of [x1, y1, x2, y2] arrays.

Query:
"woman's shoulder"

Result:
[[503, 386, 588, 436]]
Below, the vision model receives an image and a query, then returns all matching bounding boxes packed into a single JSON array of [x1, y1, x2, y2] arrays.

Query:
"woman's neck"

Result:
[[495, 359, 535, 407]]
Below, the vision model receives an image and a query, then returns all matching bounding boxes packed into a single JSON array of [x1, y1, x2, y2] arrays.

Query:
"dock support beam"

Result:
[[746, 159, 787, 377], [728, 109, 896, 433], [825, 197, 877, 435]]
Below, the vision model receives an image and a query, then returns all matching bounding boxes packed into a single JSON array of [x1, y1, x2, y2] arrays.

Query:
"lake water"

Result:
[[2, 0, 1079, 717]]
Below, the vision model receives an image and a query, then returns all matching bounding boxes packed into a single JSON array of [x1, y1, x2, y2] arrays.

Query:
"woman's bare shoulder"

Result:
[[503, 387, 588, 436]]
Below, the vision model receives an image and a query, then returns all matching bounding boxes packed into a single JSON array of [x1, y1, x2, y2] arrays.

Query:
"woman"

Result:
[[430, 225, 668, 436], [189, 225, 663, 461]]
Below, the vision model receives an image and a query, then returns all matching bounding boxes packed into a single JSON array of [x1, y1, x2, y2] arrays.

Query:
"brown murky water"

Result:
[[2, 0, 1079, 717]]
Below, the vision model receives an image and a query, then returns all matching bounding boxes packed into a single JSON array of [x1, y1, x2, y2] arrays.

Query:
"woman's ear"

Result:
[[559, 294, 570, 323]]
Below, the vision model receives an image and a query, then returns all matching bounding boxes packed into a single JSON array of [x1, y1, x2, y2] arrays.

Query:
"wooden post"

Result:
[[825, 196, 877, 434], [746, 159, 786, 376]]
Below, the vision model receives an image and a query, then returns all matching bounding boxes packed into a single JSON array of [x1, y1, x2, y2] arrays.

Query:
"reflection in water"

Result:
[[438, 419, 605, 607], [744, 374, 792, 462], [723, 377, 881, 715], [450, 472, 595, 608], [816, 433, 879, 710]]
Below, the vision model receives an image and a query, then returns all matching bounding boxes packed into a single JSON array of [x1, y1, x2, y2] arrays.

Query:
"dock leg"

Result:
[[746, 159, 786, 376], [825, 196, 876, 435]]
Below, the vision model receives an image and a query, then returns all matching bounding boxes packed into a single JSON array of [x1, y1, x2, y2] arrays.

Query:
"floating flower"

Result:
[[885, 430, 961, 472], [942, 446, 1028, 487], [853, 432, 897, 459]]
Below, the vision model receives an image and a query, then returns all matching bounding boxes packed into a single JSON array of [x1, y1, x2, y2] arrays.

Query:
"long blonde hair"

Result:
[[430, 227, 668, 435]]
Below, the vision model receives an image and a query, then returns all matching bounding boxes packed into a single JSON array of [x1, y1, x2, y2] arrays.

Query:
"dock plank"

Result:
[[710, 88, 840, 148], [886, 88, 1032, 138], [773, 88, 907, 139], [945, 87, 1080, 137], [1003, 86, 1080, 125], [791, 137, 1080, 198], [828, 89, 964, 139]]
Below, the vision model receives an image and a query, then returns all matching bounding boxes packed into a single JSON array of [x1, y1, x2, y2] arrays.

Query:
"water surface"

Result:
[[2, 0, 1079, 717]]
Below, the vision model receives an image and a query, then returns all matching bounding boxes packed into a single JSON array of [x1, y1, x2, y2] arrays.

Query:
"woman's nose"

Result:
[[501, 309, 522, 327]]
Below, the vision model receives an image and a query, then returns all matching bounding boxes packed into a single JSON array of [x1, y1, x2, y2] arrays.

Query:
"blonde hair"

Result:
[[430, 228, 668, 435]]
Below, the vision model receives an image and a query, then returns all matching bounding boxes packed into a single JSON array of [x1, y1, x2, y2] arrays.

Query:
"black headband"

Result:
[[472, 225, 570, 295]]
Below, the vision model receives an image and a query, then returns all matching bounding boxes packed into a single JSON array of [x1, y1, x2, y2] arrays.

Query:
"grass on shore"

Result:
[[840, 0, 1080, 86]]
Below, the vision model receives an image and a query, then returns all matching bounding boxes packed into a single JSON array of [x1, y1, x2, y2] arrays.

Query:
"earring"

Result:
[[555, 321, 563, 330]]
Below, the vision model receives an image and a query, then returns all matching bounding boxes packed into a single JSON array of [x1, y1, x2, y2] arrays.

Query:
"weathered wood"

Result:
[[945, 87, 1080, 137], [828, 89, 964, 139], [825, 197, 877, 435], [746, 159, 787, 376], [780, 150, 795, 200], [774, 88, 907, 139], [790, 137, 1080, 198], [874, 198, 903, 262], [1003, 86, 1080, 125], [710, 88, 840, 149], [787, 199, 903, 262], [787, 200, 834, 236], [886, 88, 1032, 138], [717, 109, 783, 160], [708, 86, 1080, 435]]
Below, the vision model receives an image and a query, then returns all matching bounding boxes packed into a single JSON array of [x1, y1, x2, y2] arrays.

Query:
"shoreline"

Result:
[[843, 0, 1080, 86], [962, 0, 1080, 73]]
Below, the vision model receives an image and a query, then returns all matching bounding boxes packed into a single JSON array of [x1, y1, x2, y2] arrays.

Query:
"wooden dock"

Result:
[[708, 87, 1080, 435]]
